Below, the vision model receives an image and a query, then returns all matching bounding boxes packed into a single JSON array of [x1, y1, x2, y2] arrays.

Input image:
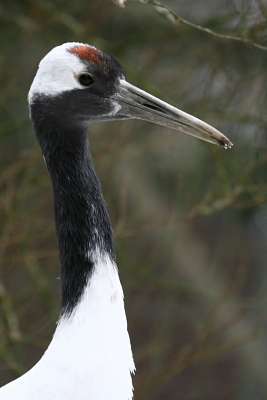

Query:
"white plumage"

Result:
[[1, 253, 135, 400]]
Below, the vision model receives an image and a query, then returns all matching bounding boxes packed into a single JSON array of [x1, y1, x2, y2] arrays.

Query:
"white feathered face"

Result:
[[29, 42, 233, 148]]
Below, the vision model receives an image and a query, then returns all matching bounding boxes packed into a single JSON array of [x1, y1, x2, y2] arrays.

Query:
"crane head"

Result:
[[29, 42, 233, 149]]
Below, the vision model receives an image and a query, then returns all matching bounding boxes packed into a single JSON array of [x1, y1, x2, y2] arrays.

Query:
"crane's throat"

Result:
[[30, 100, 114, 315]]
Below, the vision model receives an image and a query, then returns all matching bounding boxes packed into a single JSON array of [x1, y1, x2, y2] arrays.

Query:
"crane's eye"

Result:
[[78, 73, 94, 87]]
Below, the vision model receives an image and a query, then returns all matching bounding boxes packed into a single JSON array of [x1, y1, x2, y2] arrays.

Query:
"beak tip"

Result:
[[218, 136, 234, 150]]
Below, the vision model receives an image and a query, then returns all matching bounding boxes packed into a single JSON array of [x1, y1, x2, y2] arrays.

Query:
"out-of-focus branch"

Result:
[[113, 0, 267, 51], [112, 0, 127, 6], [0, 283, 21, 342]]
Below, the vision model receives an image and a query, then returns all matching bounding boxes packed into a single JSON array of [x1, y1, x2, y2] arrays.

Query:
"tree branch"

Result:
[[112, 0, 127, 6], [114, 0, 267, 51]]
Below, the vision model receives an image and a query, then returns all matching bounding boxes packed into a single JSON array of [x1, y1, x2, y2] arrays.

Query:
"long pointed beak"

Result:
[[115, 79, 233, 149]]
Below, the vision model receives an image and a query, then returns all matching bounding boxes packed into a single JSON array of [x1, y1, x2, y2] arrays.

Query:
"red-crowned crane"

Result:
[[0, 42, 232, 400]]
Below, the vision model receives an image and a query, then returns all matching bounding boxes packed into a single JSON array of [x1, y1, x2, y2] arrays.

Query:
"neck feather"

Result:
[[31, 100, 114, 315]]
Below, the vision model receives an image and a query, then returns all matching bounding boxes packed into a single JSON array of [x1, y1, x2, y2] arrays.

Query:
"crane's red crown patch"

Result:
[[68, 45, 102, 64]]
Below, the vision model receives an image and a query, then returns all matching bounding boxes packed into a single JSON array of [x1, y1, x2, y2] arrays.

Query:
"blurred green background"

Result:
[[1, 0, 267, 398]]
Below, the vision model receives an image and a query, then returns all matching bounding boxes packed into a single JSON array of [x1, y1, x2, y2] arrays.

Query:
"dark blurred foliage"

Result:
[[1, 1, 267, 399]]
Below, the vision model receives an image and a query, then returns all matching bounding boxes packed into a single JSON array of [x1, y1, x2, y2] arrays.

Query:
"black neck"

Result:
[[31, 99, 114, 316]]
